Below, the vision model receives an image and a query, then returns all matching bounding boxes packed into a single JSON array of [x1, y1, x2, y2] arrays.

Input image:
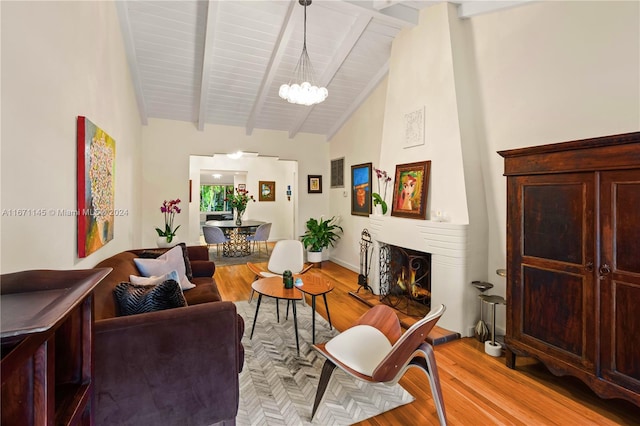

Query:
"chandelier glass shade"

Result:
[[279, 0, 328, 106]]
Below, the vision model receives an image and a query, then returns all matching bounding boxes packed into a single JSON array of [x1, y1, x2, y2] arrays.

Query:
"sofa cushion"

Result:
[[134, 246, 196, 290], [130, 270, 180, 286], [135, 243, 194, 280], [114, 279, 187, 316], [183, 278, 222, 305]]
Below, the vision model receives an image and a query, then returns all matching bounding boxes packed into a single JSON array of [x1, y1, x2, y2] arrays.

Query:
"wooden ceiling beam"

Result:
[[196, 0, 220, 131]]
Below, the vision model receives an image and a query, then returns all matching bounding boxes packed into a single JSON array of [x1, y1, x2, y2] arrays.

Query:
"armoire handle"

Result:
[[599, 263, 611, 279]]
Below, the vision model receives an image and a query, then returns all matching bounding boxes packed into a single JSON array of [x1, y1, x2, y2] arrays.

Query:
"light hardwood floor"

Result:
[[214, 259, 640, 425]]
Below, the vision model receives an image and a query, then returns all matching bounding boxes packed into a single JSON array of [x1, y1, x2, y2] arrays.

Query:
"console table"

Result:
[[1, 268, 111, 425]]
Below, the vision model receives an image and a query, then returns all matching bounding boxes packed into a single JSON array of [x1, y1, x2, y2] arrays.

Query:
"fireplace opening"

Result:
[[379, 243, 431, 317]]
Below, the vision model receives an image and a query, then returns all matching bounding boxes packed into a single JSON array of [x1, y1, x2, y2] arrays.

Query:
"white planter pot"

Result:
[[157, 236, 178, 248], [307, 250, 323, 263]]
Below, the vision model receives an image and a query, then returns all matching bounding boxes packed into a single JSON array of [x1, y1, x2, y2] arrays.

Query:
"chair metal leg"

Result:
[[311, 360, 337, 420], [322, 293, 332, 330], [415, 342, 447, 425]]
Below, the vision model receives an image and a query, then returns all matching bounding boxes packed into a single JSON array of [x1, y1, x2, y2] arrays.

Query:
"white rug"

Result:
[[234, 299, 414, 425]]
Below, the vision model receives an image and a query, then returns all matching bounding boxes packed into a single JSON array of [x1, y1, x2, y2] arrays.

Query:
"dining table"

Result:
[[204, 220, 266, 257]]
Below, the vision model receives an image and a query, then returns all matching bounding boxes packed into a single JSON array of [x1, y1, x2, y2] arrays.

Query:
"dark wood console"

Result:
[[499, 131, 640, 407], [1, 268, 111, 425]]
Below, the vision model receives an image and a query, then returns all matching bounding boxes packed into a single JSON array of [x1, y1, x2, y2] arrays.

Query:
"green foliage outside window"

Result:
[[200, 185, 233, 211]]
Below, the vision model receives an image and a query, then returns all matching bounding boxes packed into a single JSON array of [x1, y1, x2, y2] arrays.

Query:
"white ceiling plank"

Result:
[[116, 1, 149, 125], [340, 0, 419, 27], [197, 0, 219, 131], [326, 60, 389, 141], [457, 0, 535, 19], [288, 14, 372, 138], [245, 0, 297, 136]]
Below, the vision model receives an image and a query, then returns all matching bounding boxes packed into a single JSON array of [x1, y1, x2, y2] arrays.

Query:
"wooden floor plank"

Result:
[[214, 257, 640, 425]]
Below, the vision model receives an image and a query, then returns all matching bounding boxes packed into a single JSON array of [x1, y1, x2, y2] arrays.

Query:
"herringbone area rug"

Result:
[[235, 299, 414, 425]]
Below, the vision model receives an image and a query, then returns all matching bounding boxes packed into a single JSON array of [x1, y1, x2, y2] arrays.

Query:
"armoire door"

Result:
[[599, 169, 640, 395], [508, 172, 596, 372]]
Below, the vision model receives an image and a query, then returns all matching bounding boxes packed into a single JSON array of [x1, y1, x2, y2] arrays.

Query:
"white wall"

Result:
[[141, 119, 328, 248], [328, 77, 388, 270], [1, 1, 143, 273]]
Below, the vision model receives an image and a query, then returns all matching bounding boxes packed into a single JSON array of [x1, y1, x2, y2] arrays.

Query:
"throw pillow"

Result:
[[137, 243, 193, 281], [113, 279, 187, 317], [133, 245, 196, 290], [129, 270, 181, 287]]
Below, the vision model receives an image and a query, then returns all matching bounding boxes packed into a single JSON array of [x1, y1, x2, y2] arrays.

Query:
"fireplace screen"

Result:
[[379, 243, 431, 316]]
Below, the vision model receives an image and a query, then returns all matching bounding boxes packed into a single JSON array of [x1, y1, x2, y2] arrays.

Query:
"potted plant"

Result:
[[155, 198, 181, 247], [300, 216, 343, 263]]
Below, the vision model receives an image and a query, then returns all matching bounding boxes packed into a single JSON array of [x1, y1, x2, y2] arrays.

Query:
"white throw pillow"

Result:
[[129, 270, 181, 287], [133, 246, 196, 290]]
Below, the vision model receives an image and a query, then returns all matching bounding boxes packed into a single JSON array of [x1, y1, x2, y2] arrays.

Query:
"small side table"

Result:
[[479, 294, 506, 357], [295, 274, 335, 344]]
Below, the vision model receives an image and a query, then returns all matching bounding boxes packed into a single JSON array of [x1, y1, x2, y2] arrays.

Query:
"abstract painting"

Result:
[[77, 116, 115, 257]]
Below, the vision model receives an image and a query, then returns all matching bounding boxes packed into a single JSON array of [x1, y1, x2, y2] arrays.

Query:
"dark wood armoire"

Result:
[[499, 131, 640, 407]]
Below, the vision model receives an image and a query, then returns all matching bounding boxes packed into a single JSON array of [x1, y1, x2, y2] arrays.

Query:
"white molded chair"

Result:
[[246, 240, 313, 302], [203, 225, 230, 257], [311, 304, 447, 425], [246, 222, 272, 255]]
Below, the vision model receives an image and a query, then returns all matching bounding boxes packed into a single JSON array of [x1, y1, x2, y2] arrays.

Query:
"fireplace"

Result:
[[379, 243, 431, 317]]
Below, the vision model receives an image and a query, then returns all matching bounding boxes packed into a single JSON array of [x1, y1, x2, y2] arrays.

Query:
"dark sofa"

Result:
[[92, 245, 244, 426]]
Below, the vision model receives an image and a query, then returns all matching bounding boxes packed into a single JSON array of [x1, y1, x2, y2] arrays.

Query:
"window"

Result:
[[200, 185, 233, 211]]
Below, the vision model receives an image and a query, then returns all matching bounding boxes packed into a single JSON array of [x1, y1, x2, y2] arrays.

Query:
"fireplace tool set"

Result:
[[357, 229, 373, 293]]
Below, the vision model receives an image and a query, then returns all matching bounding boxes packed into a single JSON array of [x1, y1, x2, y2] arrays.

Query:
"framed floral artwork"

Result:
[[259, 181, 275, 201], [308, 175, 322, 193], [391, 161, 430, 219], [351, 162, 372, 216]]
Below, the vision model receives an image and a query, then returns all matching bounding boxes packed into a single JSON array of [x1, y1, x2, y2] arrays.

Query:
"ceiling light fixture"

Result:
[[279, 0, 328, 106]]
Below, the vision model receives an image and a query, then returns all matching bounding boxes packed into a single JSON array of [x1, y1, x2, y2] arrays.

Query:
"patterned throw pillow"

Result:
[[113, 279, 187, 316]]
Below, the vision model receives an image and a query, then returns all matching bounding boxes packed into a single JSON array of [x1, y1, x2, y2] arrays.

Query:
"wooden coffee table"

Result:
[[250, 276, 303, 354], [295, 274, 335, 344]]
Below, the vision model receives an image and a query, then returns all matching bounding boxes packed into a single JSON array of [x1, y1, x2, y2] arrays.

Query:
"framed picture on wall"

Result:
[[308, 175, 322, 193], [259, 181, 275, 201], [77, 116, 116, 258], [391, 161, 430, 219], [351, 162, 372, 216], [237, 184, 246, 191]]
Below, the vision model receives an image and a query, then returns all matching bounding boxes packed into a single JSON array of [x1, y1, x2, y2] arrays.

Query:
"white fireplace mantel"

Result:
[[367, 215, 478, 337]]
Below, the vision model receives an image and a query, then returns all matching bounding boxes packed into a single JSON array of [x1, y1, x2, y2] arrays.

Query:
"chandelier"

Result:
[[278, 0, 328, 106]]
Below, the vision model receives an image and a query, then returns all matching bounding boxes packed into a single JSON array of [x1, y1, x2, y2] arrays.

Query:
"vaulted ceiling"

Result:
[[117, 0, 528, 140]]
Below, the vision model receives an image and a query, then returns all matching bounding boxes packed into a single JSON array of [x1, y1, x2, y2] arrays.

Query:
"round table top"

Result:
[[479, 294, 506, 305], [205, 220, 266, 228], [252, 276, 302, 300], [294, 274, 334, 296]]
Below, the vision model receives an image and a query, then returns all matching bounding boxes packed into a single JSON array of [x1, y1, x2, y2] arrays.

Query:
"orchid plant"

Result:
[[155, 199, 181, 243], [372, 167, 392, 214]]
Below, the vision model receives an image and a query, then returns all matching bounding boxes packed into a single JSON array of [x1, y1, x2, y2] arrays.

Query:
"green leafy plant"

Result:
[[300, 216, 343, 252], [155, 199, 181, 243]]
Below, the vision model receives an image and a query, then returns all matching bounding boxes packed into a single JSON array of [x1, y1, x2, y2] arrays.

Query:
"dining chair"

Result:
[[246, 223, 272, 255], [311, 304, 447, 425], [203, 225, 230, 257], [246, 240, 313, 303]]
